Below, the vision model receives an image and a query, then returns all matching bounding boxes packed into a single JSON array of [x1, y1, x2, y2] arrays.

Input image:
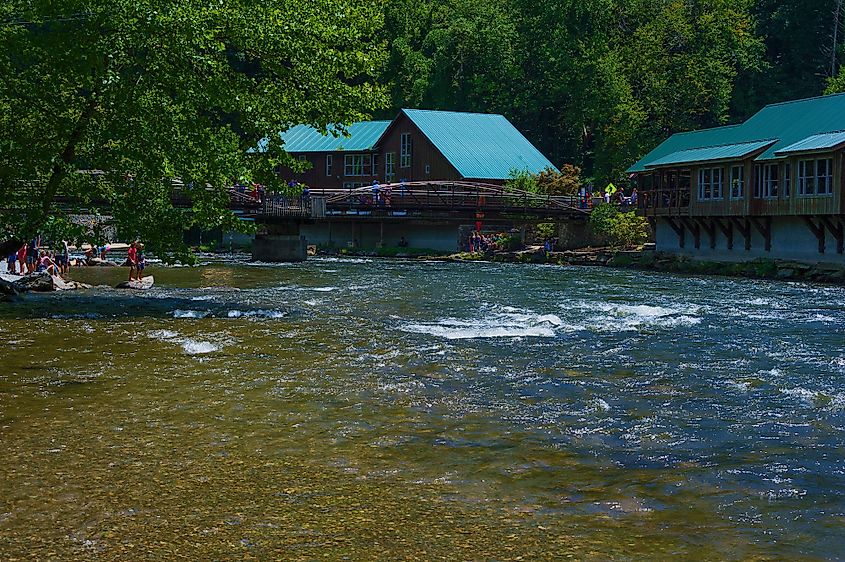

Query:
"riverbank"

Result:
[[416, 246, 845, 284]]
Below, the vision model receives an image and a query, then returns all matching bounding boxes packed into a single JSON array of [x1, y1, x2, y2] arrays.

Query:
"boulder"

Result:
[[14, 272, 55, 292], [115, 276, 154, 290], [0, 275, 19, 296]]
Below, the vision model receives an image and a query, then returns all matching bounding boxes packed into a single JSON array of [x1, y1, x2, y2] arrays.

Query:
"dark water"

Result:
[[1, 258, 844, 560]]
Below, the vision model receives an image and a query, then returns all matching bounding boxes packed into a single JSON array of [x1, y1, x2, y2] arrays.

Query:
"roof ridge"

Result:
[[671, 138, 777, 152], [402, 108, 505, 118], [760, 91, 845, 109], [672, 124, 743, 136]]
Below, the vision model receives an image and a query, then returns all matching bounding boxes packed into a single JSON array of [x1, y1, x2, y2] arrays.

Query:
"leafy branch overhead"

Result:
[[0, 0, 387, 257]]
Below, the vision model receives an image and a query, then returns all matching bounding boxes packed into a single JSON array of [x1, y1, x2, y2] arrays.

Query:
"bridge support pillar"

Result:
[[252, 222, 306, 262], [556, 221, 607, 250]]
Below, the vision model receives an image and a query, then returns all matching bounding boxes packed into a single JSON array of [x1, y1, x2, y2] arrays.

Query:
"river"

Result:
[[1, 258, 844, 560]]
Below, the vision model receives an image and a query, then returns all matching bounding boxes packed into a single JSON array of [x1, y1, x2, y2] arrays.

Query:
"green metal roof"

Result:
[[775, 130, 845, 155], [400, 109, 557, 179], [629, 92, 845, 172], [279, 121, 391, 153], [645, 140, 775, 168]]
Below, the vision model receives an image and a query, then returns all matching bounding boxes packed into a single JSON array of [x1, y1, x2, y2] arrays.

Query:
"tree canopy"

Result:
[[0, 0, 386, 257], [382, 0, 842, 184], [3, 0, 843, 255]]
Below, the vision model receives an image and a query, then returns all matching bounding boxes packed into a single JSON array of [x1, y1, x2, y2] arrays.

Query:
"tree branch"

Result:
[[39, 95, 97, 220]]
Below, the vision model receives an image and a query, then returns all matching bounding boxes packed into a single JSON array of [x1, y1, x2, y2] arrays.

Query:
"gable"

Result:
[[396, 109, 557, 180]]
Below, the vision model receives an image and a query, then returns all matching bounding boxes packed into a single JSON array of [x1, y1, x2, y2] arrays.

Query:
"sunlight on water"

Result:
[[1, 258, 844, 560]]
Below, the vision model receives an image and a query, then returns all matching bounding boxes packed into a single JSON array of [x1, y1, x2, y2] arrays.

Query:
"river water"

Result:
[[1, 258, 844, 560]]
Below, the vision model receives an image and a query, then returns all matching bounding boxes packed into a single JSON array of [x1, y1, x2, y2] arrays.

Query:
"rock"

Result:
[[86, 258, 118, 267], [0, 275, 19, 296], [776, 268, 795, 279], [14, 272, 55, 292], [115, 276, 154, 290]]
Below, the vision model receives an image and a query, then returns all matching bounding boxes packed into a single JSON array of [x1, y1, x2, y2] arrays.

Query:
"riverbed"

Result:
[[1, 258, 844, 560]]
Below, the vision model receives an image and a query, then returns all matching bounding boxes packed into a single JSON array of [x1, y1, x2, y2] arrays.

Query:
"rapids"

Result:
[[1, 258, 844, 559]]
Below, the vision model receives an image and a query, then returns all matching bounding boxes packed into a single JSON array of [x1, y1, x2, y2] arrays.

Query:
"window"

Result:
[[697, 167, 723, 200], [753, 164, 779, 198], [817, 158, 833, 195], [343, 182, 366, 190], [400, 133, 412, 168], [798, 160, 815, 195], [385, 152, 395, 181], [344, 154, 373, 177], [297, 155, 306, 162], [783, 163, 791, 197], [730, 165, 744, 199], [798, 158, 833, 196], [326, 154, 333, 176], [425, 164, 431, 175]]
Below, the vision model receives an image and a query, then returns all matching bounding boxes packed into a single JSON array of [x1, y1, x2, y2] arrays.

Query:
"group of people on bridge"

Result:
[[579, 186, 638, 210]]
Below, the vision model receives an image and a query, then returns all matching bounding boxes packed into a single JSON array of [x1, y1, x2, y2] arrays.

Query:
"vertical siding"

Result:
[[377, 114, 462, 182]]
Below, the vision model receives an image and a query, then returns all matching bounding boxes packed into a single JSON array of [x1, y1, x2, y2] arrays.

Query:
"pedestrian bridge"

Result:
[[231, 181, 590, 223]]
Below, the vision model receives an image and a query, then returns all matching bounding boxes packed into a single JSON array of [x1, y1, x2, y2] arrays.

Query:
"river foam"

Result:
[[401, 308, 569, 340]]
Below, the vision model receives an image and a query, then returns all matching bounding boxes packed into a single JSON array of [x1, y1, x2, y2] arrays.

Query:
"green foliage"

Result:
[[505, 168, 540, 194], [0, 0, 387, 259], [534, 222, 556, 241], [536, 165, 581, 196], [589, 203, 649, 248]]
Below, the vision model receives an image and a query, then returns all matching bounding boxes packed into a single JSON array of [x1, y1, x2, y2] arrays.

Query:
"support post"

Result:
[[750, 216, 772, 252], [698, 218, 717, 250], [730, 217, 752, 251], [665, 217, 685, 249], [680, 218, 701, 249], [803, 216, 826, 254], [714, 218, 733, 250], [820, 216, 844, 254]]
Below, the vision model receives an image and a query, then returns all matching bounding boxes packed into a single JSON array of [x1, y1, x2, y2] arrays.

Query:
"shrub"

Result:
[[536, 165, 582, 196], [534, 222, 556, 241], [589, 203, 649, 248]]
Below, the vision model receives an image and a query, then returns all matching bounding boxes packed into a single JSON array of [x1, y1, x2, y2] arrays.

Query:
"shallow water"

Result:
[[1, 258, 844, 560]]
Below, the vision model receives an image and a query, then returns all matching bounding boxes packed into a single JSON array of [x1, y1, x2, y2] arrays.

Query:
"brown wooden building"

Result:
[[278, 109, 557, 191], [630, 94, 845, 263]]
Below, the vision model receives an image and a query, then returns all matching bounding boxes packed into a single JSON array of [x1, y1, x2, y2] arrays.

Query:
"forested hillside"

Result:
[[380, 0, 845, 184]]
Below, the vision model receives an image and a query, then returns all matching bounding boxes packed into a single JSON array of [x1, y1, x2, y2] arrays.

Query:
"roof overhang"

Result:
[[644, 139, 777, 170], [774, 131, 845, 157]]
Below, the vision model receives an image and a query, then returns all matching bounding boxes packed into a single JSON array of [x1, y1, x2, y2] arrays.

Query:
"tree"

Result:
[[0, 0, 387, 259], [536, 165, 581, 196]]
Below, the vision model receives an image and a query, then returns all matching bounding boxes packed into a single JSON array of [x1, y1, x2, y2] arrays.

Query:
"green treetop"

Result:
[[0, 0, 387, 258]]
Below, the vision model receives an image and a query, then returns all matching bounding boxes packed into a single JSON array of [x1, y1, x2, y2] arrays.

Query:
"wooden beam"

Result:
[[680, 218, 701, 249], [664, 217, 685, 249], [730, 217, 752, 251], [714, 218, 733, 250], [802, 216, 826, 254], [820, 216, 844, 254], [750, 216, 772, 252], [697, 218, 717, 249]]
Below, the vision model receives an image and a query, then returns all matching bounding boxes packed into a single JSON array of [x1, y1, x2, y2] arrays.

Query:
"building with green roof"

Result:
[[278, 109, 556, 191], [631, 93, 845, 264]]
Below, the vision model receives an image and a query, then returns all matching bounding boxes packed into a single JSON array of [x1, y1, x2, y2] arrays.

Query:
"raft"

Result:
[[116, 276, 154, 290]]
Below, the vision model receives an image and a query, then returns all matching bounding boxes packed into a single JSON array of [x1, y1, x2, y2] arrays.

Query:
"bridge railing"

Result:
[[255, 195, 326, 219], [311, 182, 586, 215]]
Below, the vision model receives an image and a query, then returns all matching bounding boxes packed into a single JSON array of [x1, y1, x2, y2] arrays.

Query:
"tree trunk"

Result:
[[35, 96, 98, 229], [834, 0, 844, 77]]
